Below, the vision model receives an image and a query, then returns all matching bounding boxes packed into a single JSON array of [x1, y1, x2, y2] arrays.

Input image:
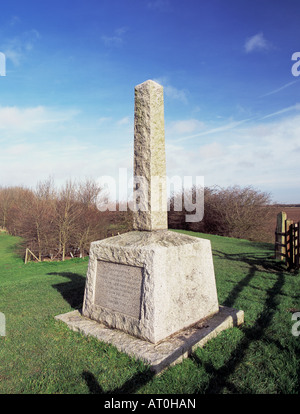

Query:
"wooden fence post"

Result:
[[25, 248, 28, 264], [295, 222, 299, 269], [286, 219, 294, 268], [275, 213, 300, 270], [24, 248, 41, 264], [276, 211, 287, 261]]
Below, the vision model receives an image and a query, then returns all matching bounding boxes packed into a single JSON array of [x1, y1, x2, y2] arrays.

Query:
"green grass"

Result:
[[0, 230, 299, 394]]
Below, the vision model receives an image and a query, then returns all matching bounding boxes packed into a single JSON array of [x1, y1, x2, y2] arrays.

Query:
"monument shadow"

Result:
[[81, 369, 155, 394], [49, 271, 86, 309], [191, 247, 287, 393]]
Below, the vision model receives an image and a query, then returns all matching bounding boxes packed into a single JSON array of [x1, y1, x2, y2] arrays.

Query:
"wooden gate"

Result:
[[275, 212, 300, 270]]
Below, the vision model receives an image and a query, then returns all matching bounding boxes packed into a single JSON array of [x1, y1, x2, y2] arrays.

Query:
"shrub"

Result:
[[168, 185, 273, 242], [202, 185, 273, 240]]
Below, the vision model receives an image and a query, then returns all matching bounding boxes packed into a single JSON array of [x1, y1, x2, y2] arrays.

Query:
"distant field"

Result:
[[273, 207, 300, 223], [264, 206, 300, 244]]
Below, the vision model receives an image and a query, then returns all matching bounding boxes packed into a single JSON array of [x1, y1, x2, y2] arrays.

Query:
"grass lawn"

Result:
[[0, 230, 299, 394]]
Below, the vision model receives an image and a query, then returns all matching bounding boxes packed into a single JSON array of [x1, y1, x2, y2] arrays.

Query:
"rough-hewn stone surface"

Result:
[[133, 80, 168, 231], [82, 230, 219, 344], [56, 305, 244, 373]]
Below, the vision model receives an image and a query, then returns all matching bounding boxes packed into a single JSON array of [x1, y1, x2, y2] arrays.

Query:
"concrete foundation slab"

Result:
[[55, 305, 244, 374]]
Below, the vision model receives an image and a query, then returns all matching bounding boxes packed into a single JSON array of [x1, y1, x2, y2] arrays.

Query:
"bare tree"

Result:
[[1, 178, 134, 261], [32, 178, 57, 260], [75, 178, 106, 257], [0, 187, 14, 229], [54, 180, 82, 261]]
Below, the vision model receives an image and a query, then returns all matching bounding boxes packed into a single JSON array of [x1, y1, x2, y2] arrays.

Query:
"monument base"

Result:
[[82, 230, 219, 344], [55, 306, 244, 374]]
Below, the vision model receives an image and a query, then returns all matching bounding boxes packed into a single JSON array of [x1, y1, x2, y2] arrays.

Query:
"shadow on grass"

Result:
[[81, 369, 155, 394], [190, 248, 287, 393], [49, 272, 86, 309], [193, 271, 286, 393], [213, 249, 288, 308]]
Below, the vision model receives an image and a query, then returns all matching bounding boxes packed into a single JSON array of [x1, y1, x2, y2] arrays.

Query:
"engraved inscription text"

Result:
[[94, 261, 143, 319]]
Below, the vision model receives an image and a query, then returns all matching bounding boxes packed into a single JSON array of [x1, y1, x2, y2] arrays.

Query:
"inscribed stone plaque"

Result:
[[94, 261, 143, 319]]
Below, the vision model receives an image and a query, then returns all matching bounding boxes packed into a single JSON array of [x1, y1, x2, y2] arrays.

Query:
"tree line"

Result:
[[0, 179, 275, 262], [0, 178, 132, 261]]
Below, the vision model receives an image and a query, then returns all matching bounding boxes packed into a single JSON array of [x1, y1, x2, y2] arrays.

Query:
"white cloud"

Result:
[[164, 85, 188, 104], [260, 81, 298, 98], [244, 32, 272, 53], [154, 77, 188, 104], [166, 113, 300, 203], [101, 35, 123, 47], [101, 27, 128, 47], [167, 119, 204, 136], [9, 15, 21, 26], [261, 103, 300, 119], [172, 118, 250, 142], [0, 106, 79, 132], [147, 0, 171, 12], [115, 27, 128, 36], [2, 29, 40, 66], [0, 127, 132, 187], [117, 116, 131, 125], [1, 104, 300, 204], [97, 116, 112, 125], [198, 142, 224, 159], [0, 104, 133, 192]]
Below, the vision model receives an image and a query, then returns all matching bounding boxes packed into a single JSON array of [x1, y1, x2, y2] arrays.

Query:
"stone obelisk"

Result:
[[133, 80, 168, 231], [81, 79, 220, 344], [56, 80, 244, 373]]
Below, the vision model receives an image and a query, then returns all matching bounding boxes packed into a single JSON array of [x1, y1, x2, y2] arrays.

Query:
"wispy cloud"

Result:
[[154, 77, 189, 104], [260, 80, 298, 98], [1, 29, 40, 66], [172, 119, 250, 142], [166, 113, 300, 202], [147, 0, 171, 12], [117, 116, 131, 125], [165, 84, 188, 104], [0, 106, 79, 132], [198, 142, 224, 159], [1, 104, 300, 204], [9, 15, 21, 26], [101, 27, 128, 47], [97, 116, 112, 125], [244, 32, 272, 53], [167, 119, 204, 136], [0, 137, 132, 192], [261, 103, 300, 119]]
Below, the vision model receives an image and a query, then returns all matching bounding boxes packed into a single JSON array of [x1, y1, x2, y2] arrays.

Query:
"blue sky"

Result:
[[0, 0, 300, 203]]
